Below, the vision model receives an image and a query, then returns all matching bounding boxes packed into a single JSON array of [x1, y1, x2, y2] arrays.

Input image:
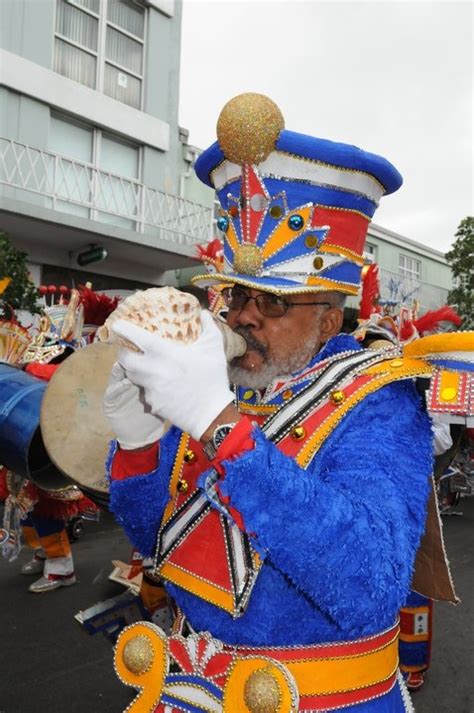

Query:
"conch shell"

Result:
[[97, 287, 201, 350], [97, 286, 246, 362], [213, 318, 247, 361]]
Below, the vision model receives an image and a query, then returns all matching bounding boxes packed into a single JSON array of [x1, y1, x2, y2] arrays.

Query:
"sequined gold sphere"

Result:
[[243, 668, 281, 713], [122, 635, 154, 675], [233, 244, 264, 276], [217, 93, 284, 165]]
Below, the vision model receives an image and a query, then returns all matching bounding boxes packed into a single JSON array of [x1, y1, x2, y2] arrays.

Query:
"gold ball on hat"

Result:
[[243, 667, 281, 713], [122, 635, 154, 675], [233, 244, 264, 276], [217, 93, 285, 165]]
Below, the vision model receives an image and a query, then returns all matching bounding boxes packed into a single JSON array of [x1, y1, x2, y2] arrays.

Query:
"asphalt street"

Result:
[[1, 498, 473, 713]]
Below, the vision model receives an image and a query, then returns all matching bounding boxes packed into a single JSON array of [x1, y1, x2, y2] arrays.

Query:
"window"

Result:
[[49, 113, 141, 228], [399, 254, 421, 280], [54, 0, 146, 109], [364, 243, 377, 263]]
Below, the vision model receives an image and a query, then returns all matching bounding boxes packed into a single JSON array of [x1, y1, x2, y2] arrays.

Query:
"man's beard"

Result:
[[227, 326, 321, 389]]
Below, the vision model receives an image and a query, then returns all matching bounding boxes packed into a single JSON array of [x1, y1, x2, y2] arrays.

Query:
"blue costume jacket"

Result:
[[109, 334, 433, 712]]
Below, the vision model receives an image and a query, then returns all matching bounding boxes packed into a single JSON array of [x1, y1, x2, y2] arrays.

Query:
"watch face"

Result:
[[213, 426, 233, 448]]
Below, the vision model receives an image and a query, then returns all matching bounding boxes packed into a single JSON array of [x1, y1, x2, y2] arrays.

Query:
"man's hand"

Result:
[[103, 363, 167, 450], [112, 311, 235, 441]]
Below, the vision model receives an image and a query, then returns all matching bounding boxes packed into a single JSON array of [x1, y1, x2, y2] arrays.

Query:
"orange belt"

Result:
[[115, 621, 400, 713], [225, 622, 400, 711]]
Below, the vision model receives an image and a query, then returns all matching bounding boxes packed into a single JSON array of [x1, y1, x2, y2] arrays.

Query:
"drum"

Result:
[[0, 363, 71, 490], [40, 342, 118, 504]]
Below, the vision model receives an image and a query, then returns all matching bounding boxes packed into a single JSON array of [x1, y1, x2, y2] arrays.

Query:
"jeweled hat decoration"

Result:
[[192, 93, 403, 296]]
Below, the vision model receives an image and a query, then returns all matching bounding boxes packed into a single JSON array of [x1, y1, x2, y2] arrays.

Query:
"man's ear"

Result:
[[319, 308, 344, 343]]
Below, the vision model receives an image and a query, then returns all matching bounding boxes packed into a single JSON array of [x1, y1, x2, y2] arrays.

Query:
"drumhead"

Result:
[[40, 342, 118, 495]]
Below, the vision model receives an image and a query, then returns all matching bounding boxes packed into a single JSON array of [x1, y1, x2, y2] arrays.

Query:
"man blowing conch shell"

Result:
[[103, 94, 450, 712]]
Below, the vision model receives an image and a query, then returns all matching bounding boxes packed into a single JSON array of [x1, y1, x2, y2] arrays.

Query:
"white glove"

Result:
[[431, 415, 453, 456], [112, 311, 235, 441], [103, 362, 166, 450]]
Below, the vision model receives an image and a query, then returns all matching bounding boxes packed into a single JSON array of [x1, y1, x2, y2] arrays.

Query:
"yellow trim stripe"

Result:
[[286, 633, 399, 696], [226, 220, 240, 254], [191, 272, 359, 296], [159, 561, 235, 613], [305, 275, 360, 294], [296, 362, 433, 468], [162, 433, 190, 524], [439, 370, 461, 397], [262, 205, 313, 258], [237, 402, 278, 415], [363, 357, 431, 376]]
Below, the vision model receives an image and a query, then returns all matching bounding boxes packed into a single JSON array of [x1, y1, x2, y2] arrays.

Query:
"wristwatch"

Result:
[[203, 422, 237, 460]]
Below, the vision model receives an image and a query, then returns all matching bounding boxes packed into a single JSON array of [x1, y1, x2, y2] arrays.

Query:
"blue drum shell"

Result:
[[0, 363, 50, 477]]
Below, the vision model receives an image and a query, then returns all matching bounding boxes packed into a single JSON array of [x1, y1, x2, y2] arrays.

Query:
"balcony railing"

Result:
[[378, 266, 449, 311], [0, 136, 212, 247]]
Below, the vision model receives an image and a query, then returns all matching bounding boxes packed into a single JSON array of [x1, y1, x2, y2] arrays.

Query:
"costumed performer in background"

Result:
[[1, 284, 118, 592], [103, 94, 471, 712], [354, 265, 462, 692]]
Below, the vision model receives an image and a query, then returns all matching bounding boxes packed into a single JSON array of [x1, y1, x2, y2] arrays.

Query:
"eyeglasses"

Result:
[[222, 286, 332, 318]]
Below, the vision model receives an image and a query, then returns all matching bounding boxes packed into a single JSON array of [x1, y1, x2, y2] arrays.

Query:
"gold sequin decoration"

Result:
[[233, 244, 264, 276], [177, 479, 189, 493], [305, 235, 318, 249], [243, 389, 255, 400], [244, 668, 282, 713], [331, 390, 345, 404], [216, 93, 285, 165], [270, 205, 283, 219], [282, 390, 293, 401], [313, 256, 324, 270], [122, 635, 154, 675]]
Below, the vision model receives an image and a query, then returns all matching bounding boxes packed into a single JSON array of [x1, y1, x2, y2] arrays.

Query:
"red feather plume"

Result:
[[414, 306, 462, 336], [359, 264, 380, 319], [195, 238, 223, 261], [78, 285, 120, 326]]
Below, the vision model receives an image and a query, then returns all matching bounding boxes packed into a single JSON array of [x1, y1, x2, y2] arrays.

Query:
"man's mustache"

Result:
[[232, 326, 267, 356]]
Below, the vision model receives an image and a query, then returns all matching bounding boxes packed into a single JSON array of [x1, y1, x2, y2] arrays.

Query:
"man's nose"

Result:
[[229, 295, 262, 329]]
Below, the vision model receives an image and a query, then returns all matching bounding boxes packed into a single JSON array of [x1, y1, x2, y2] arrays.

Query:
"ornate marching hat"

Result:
[[192, 93, 402, 296]]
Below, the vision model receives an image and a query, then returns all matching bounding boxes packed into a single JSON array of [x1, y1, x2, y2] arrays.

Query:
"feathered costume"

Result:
[[109, 95, 473, 712]]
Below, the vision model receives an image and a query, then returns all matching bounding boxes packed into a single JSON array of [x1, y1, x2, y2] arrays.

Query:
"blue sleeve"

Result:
[[107, 427, 182, 557], [219, 380, 433, 635]]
